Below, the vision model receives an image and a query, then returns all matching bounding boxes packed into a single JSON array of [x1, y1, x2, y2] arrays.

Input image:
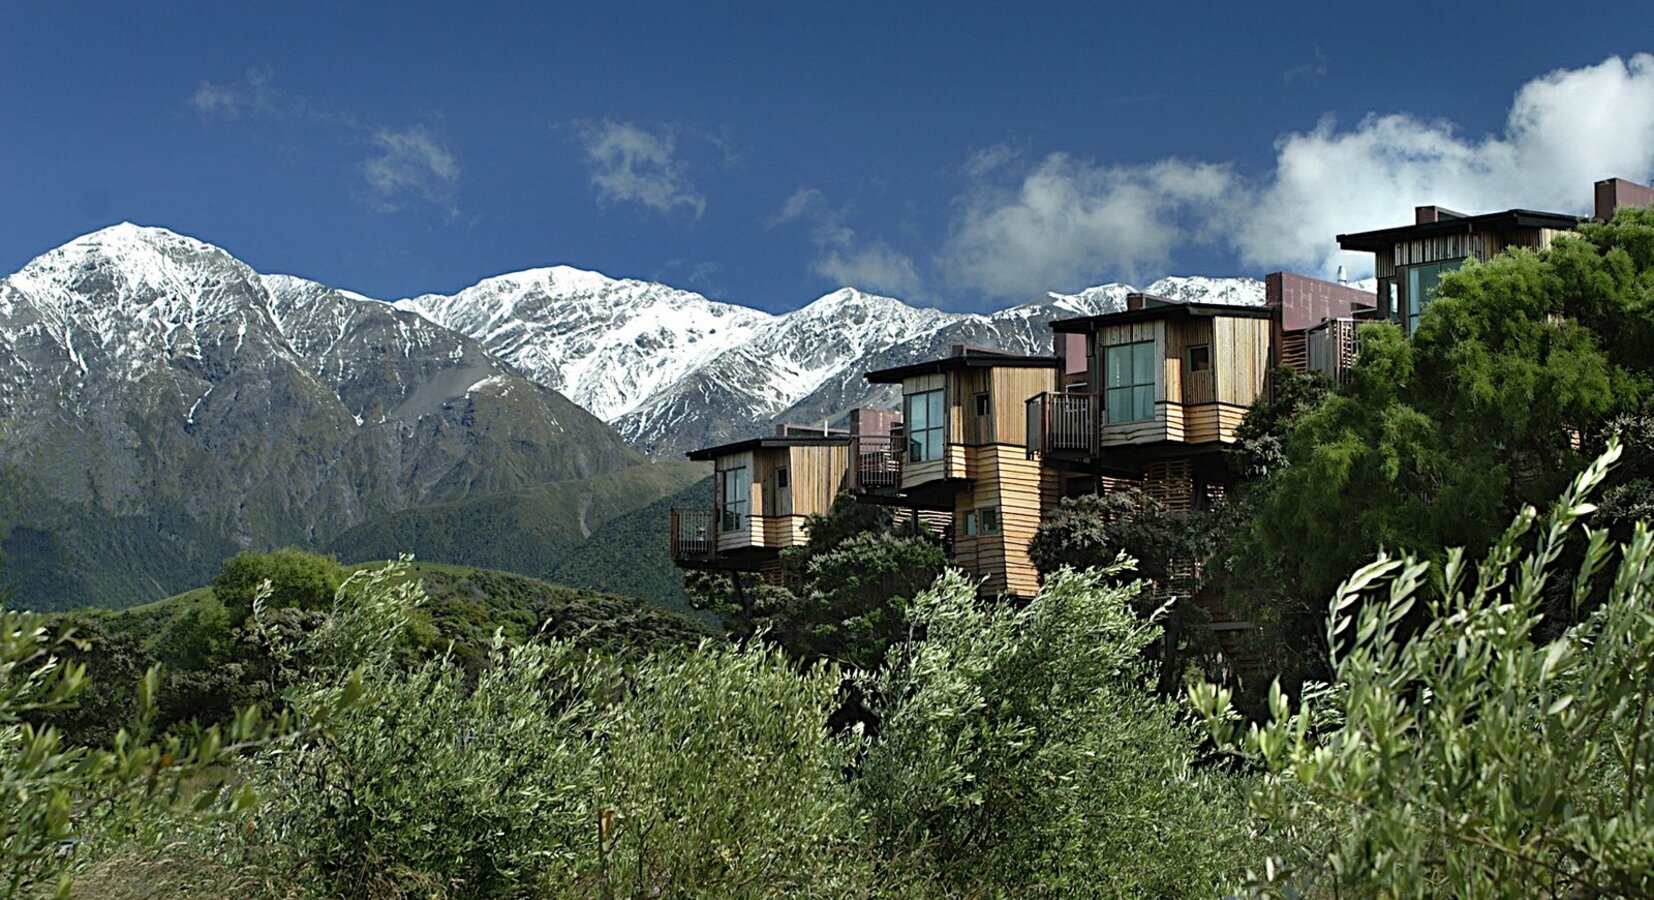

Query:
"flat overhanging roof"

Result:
[[1337, 209, 1584, 253]]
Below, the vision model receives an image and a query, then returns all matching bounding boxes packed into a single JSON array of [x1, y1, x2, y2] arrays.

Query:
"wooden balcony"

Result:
[[848, 434, 904, 492], [1025, 391, 1097, 457], [669, 507, 718, 564]]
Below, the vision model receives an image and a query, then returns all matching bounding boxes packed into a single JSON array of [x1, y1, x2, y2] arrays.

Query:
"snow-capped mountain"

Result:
[[401, 268, 1265, 456], [395, 268, 773, 422], [0, 224, 638, 605]]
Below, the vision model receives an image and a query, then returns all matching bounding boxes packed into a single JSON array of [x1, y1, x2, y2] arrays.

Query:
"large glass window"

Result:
[[905, 389, 945, 463], [720, 466, 749, 532], [1401, 258, 1464, 334], [1105, 341, 1156, 423]]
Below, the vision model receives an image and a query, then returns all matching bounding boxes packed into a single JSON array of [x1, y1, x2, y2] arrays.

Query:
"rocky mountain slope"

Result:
[[0, 224, 638, 607], [403, 273, 1266, 457]]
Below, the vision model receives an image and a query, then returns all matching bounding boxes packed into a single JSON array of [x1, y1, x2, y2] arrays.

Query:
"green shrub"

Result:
[[1193, 442, 1654, 897], [212, 547, 345, 625], [249, 562, 869, 898], [856, 567, 1253, 896], [0, 597, 323, 898]]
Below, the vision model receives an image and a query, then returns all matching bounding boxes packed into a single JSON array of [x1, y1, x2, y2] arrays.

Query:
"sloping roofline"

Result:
[[864, 349, 1058, 384], [1337, 209, 1584, 253], [685, 435, 850, 461], [1048, 302, 1273, 334]]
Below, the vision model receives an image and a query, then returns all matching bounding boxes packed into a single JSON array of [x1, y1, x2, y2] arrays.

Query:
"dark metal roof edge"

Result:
[[685, 435, 851, 461], [864, 353, 1060, 383], [1337, 208, 1584, 250], [1049, 302, 1273, 333]]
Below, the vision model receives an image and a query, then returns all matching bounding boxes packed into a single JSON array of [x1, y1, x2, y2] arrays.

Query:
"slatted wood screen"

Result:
[[1143, 458, 1194, 514], [1279, 332, 1308, 375]]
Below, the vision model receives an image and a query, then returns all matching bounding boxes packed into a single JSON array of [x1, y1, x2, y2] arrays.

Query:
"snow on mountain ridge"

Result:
[[395, 265, 773, 421]]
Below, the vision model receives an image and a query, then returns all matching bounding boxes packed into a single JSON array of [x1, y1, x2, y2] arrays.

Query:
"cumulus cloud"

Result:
[[940, 53, 1654, 300], [815, 242, 925, 300], [941, 147, 1238, 296], [362, 126, 461, 212], [1236, 53, 1654, 276], [577, 120, 706, 217], [770, 186, 926, 299]]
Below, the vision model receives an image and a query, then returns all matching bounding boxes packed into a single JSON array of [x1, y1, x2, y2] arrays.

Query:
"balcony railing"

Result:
[[1026, 391, 1097, 457], [670, 507, 718, 563], [1306, 318, 1360, 385], [849, 434, 904, 491]]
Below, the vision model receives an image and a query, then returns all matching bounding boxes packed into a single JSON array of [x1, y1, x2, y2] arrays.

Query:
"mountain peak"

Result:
[[56, 222, 221, 261]]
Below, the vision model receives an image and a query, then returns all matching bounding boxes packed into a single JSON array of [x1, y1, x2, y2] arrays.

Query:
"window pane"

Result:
[[1132, 342, 1155, 386], [1106, 388, 1130, 422], [927, 430, 943, 462], [909, 436, 925, 463], [981, 507, 1000, 533], [907, 393, 927, 430], [1134, 385, 1154, 422], [928, 391, 944, 427], [1106, 345, 1130, 389]]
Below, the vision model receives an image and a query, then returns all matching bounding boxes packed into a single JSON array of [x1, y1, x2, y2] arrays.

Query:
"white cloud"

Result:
[[771, 186, 926, 299], [187, 68, 325, 123], [768, 186, 826, 227], [940, 54, 1654, 300], [1235, 53, 1654, 276], [941, 149, 1237, 297], [815, 242, 925, 300], [189, 81, 242, 119], [363, 126, 461, 212], [1283, 46, 1328, 85], [577, 120, 706, 217], [189, 69, 459, 215]]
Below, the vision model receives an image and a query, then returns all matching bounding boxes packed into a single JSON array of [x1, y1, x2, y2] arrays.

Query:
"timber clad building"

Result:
[[860, 349, 1058, 597], [671, 434, 851, 583], [670, 176, 1654, 613]]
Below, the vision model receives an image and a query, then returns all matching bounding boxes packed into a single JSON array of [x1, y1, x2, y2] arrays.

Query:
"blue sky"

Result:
[[2, 1, 1652, 311]]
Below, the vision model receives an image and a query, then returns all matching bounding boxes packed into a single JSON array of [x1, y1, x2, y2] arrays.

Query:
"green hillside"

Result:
[[327, 461, 711, 614], [108, 559, 716, 671]]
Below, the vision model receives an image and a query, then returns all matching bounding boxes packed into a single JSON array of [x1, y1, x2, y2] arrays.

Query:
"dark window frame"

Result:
[[1104, 340, 1157, 423], [905, 388, 946, 463], [719, 466, 749, 533]]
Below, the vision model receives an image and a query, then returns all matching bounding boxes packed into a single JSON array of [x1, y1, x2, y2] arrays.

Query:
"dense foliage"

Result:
[[213, 547, 346, 625], [1029, 489, 1231, 688], [859, 567, 1252, 895], [0, 585, 356, 898], [42, 553, 709, 745], [1195, 443, 1654, 898], [689, 494, 948, 671], [1236, 209, 1654, 616], [249, 577, 867, 898]]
